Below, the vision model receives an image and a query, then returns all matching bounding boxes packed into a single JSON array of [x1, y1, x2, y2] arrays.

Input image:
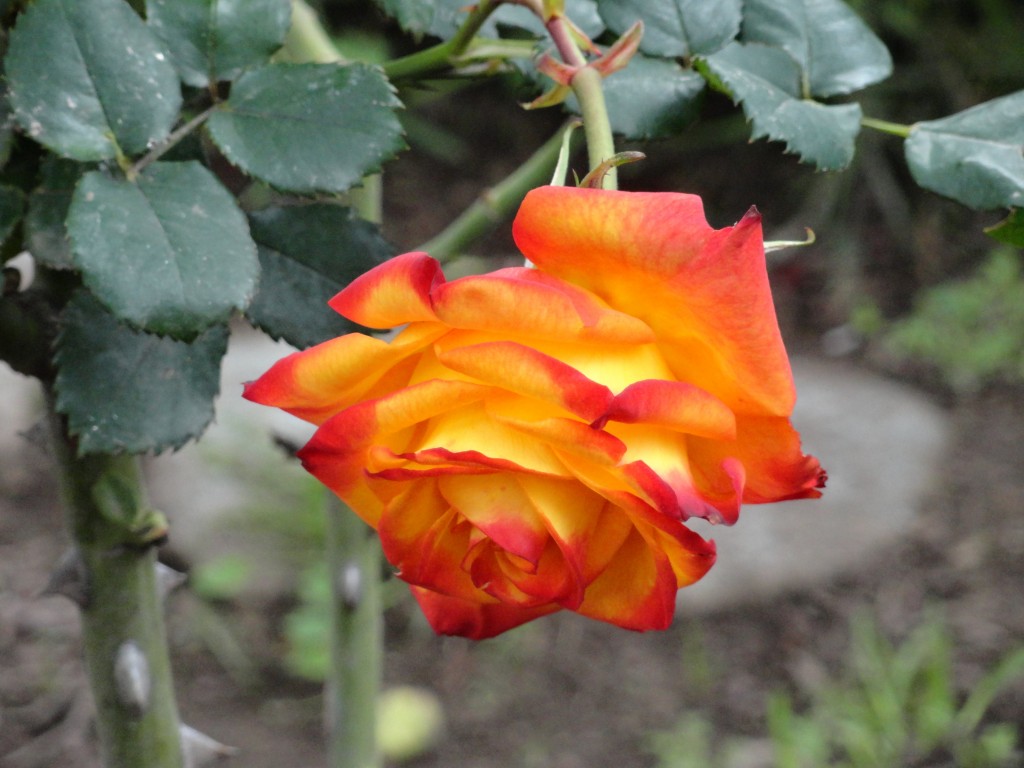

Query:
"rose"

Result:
[[244, 186, 825, 639]]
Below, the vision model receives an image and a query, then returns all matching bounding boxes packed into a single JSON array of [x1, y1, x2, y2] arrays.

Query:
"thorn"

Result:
[[114, 640, 151, 718], [337, 561, 363, 611], [181, 724, 239, 767], [40, 548, 90, 608], [578, 151, 646, 188], [156, 561, 188, 601]]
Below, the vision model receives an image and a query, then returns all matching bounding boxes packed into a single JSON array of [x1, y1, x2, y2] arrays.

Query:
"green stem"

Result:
[[417, 124, 574, 260], [861, 116, 913, 138], [130, 106, 216, 179], [283, 0, 351, 64], [571, 66, 617, 189], [351, 175, 383, 225], [382, 0, 500, 81], [45, 390, 183, 768], [545, 14, 617, 189], [325, 498, 383, 768]]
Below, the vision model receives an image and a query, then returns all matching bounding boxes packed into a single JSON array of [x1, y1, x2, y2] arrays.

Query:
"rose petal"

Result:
[[379, 492, 482, 600], [242, 323, 443, 425], [412, 401, 570, 477], [633, 515, 717, 588], [467, 538, 580, 609], [574, 526, 679, 630], [298, 380, 492, 520], [410, 585, 560, 639], [437, 473, 551, 567], [513, 187, 796, 416], [330, 252, 442, 328], [367, 445, 531, 480], [610, 422, 735, 522], [438, 340, 614, 422], [689, 414, 826, 505], [514, 474, 631, 589], [432, 267, 655, 344], [491, 408, 627, 467], [602, 379, 736, 440]]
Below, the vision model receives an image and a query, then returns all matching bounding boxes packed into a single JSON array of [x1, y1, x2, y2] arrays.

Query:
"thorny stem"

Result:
[[545, 14, 617, 189], [418, 124, 575, 261], [45, 388, 184, 768], [325, 499, 383, 768]]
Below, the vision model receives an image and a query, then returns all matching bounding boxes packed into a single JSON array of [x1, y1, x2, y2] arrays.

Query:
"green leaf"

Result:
[[5, 0, 182, 161], [26, 156, 84, 269], [0, 184, 25, 248], [245, 204, 394, 348], [699, 43, 861, 170], [904, 90, 1024, 211], [568, 55, 705, 140], [67, 161, 258, 338], [597, 0, 741, 58], [55, 291, 228, 455], [741, 0, 892, 98], [206, 63, 405, 194], [373, 0, 467, 39], [985, 209, 1024, 247], [147, 0, 291, 88]]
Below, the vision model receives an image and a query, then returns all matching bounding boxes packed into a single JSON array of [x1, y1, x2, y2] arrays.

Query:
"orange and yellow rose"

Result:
[[244, 186, 825, 639]]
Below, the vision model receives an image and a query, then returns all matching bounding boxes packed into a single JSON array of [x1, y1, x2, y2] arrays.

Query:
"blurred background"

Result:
[[2, 1, 1024, 766]]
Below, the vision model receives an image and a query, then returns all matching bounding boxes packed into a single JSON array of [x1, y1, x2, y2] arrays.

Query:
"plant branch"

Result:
[[545, 14, 617, 189], [417, 124, 575, 261], [130, 106, 217, 178], [382, 0, 501, 81], [325, 497, 383, 768], [570, 66, 616, 189], [45, 389, 183, 768], [861, 116, 913, 138]]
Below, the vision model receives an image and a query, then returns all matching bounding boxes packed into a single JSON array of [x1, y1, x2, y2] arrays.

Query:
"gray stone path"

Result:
[[680, 356, 950, 612]]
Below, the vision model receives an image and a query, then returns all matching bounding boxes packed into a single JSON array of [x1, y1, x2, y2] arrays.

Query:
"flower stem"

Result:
[[861, 116, 913, 138], [571, 66, 617, 189], [325, 498, 383, 768], [545, 14, 617, 189], [45, 389, 184, 768], [418, 124, 574, 260]]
